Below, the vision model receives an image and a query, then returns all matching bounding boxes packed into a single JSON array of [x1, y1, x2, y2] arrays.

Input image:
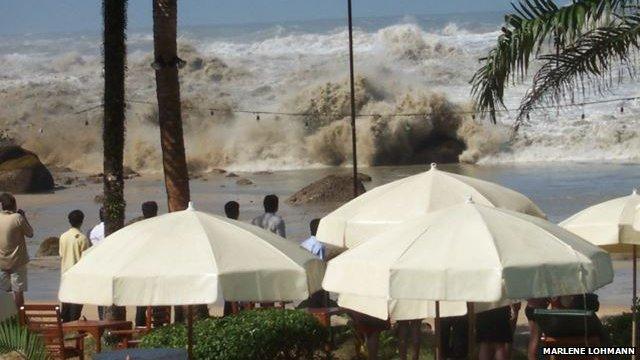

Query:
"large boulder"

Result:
[[0, 146, 54, 193], [36, 237, 59, 257], [287, 174, 366, 206]]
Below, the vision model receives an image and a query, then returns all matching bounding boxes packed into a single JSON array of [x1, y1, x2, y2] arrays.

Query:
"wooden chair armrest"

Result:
[[64, 333, 87, 341]]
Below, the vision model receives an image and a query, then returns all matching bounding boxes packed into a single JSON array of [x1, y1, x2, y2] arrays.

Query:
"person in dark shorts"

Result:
[[525, 298, 551, 360], [440, 314, 468, 359], [477, 306, 513, 360], [347, 310, 390, 360]]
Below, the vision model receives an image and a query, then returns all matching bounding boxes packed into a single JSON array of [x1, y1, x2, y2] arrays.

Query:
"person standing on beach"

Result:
[[0, 193, 33, 310], [223, 201, 240, 317], [300, 218, 325, 260], [127, 201, 158, 226], [525, 298, 550, 360], [89, 207, 105, 246], [224, 201, 239, 220], [59, 210, 90, 322], [251, 194, 285, 238], [128, 201, 159, 326]]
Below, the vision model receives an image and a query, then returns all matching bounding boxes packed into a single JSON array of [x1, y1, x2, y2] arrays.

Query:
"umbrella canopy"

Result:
[[0, 291, 16, 321], [560, 189, 640, 252], [317, 163, 545, 248], [323, 201, 613, 305], [59, 205, 325, 306], [337, 294, 511, 320]]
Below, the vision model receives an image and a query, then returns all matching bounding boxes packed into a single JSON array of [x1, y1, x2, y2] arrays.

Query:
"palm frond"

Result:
[[471, 0, 635, 122], [0, 317, 49, 360], [517, 11, 640, 125]]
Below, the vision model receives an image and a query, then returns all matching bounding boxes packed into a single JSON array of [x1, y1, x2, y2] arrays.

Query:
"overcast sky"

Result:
[[0, 1, 515, 35]]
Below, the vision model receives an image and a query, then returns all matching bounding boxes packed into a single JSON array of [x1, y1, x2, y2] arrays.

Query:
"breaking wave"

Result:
[[1, 18, 639, 173]]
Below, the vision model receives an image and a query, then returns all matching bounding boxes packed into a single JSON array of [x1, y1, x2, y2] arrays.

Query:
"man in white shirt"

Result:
[[251, 194, 286, 238], [88, 207, 105, 246], [300, 218, 325, 260]]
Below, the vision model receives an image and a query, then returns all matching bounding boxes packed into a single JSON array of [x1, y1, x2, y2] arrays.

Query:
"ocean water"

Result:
[[0, 11, 639, 173]]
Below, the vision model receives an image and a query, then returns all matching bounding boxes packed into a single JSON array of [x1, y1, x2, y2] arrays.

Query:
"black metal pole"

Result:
[[347, 0, 358, 198]]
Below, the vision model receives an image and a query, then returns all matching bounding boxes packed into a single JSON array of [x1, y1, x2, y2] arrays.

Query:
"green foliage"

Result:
[[471, 0, 636, 122], [517, 10, 640, 124], [602, 313, 632, 347], [0, 317, 48, 360], [141, 309, 328, 360]]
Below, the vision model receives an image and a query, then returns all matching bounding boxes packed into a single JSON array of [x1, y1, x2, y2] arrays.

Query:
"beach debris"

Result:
[[123, 166, 140, 179], [357, 172, 372, 182], [226, 172, 238, 178], [36, 236, 59, 257], [0, 146, 54, 193], [236, 178, 254, 186], [287, 174, 366, 206]]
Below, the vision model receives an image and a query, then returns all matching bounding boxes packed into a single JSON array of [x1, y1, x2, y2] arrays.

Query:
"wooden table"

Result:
[[63, 319, 132, 353]]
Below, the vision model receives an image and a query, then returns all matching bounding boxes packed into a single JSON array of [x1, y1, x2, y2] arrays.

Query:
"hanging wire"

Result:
[[72, 95, 640, 125]]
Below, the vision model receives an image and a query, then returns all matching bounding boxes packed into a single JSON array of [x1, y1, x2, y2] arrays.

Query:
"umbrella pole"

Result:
[[435, 301, 441, 360], [467, 302, 476, 360], [187, 305, 194, 360], [634, 245, 638, 360]]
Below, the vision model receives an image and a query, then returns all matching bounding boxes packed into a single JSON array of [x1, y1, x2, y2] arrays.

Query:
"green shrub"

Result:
[[0, 317, 48, 360], [602, 313, 632, 347], [141, 309, 328, 360]]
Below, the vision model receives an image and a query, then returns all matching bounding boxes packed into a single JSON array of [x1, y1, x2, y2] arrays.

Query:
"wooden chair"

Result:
[[111, 306, 171, 349], [18, 304, 85, 360]]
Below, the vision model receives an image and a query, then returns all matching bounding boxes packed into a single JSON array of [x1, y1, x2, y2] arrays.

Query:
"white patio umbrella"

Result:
[[317, 163, 545, 248], [323, 200, 613, 359], [337, 294, 510, 320], [0, 291, 16, 322], [560, 189, 640, 352], [59, 203, 325, 358]]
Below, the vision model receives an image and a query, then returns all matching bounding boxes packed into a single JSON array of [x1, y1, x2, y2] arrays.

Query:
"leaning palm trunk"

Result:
[[152, 0, 190, 213], [152, 0, 207, 322], [102, 0, 128, 321]]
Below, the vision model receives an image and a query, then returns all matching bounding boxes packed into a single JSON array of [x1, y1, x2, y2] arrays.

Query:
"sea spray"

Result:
[[1, 18, 639, 171]]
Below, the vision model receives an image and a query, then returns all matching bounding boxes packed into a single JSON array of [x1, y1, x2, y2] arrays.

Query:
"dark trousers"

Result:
[[440, 315, 468, 359], [61, 303, 83, 323]]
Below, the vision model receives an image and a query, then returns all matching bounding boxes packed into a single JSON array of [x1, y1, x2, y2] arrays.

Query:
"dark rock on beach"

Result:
[[287, 174, 366, 206], [0, 146, 54, 193], [236, 178, 254, 185], [36, 237, 59, 257], [357, 172, 372, 182], [226, 172, 238, 178]]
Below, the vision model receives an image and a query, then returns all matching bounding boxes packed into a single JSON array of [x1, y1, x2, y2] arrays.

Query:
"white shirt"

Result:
[[251, 213, 286, 238], [300, 236, 325, 260], [89, 222, 105, 246]]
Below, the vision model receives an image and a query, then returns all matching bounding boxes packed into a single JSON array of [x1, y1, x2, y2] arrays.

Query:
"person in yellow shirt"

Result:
[[59, 210, 90, 322]]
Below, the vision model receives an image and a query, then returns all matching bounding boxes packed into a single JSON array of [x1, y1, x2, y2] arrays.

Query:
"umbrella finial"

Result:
[[465, 195, 474, 204], [430, 163, 437, 170], [187, 202, 195, 211]]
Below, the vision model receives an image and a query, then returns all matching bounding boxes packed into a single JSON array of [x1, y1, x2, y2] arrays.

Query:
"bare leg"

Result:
[[398, 321, 409, 360], [13, 291, 24, 309], [367, 332, 380, 360], [479, 342, 494, 360], [495, 343, 510, 360], [528, 321, 540, 360], [410, 320, 422, 360]]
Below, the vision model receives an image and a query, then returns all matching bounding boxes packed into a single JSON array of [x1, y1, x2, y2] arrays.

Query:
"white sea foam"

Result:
[[0, 17, 638, 172]]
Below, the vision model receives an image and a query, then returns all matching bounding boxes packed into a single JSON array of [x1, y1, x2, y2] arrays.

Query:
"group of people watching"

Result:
[[0, 190, 605, 360]]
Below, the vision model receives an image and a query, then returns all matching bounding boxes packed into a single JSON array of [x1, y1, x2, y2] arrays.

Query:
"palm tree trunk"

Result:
[[153, 0, 210, 322], [102, 0, 128, 321], [152, 0, 190, 213]]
